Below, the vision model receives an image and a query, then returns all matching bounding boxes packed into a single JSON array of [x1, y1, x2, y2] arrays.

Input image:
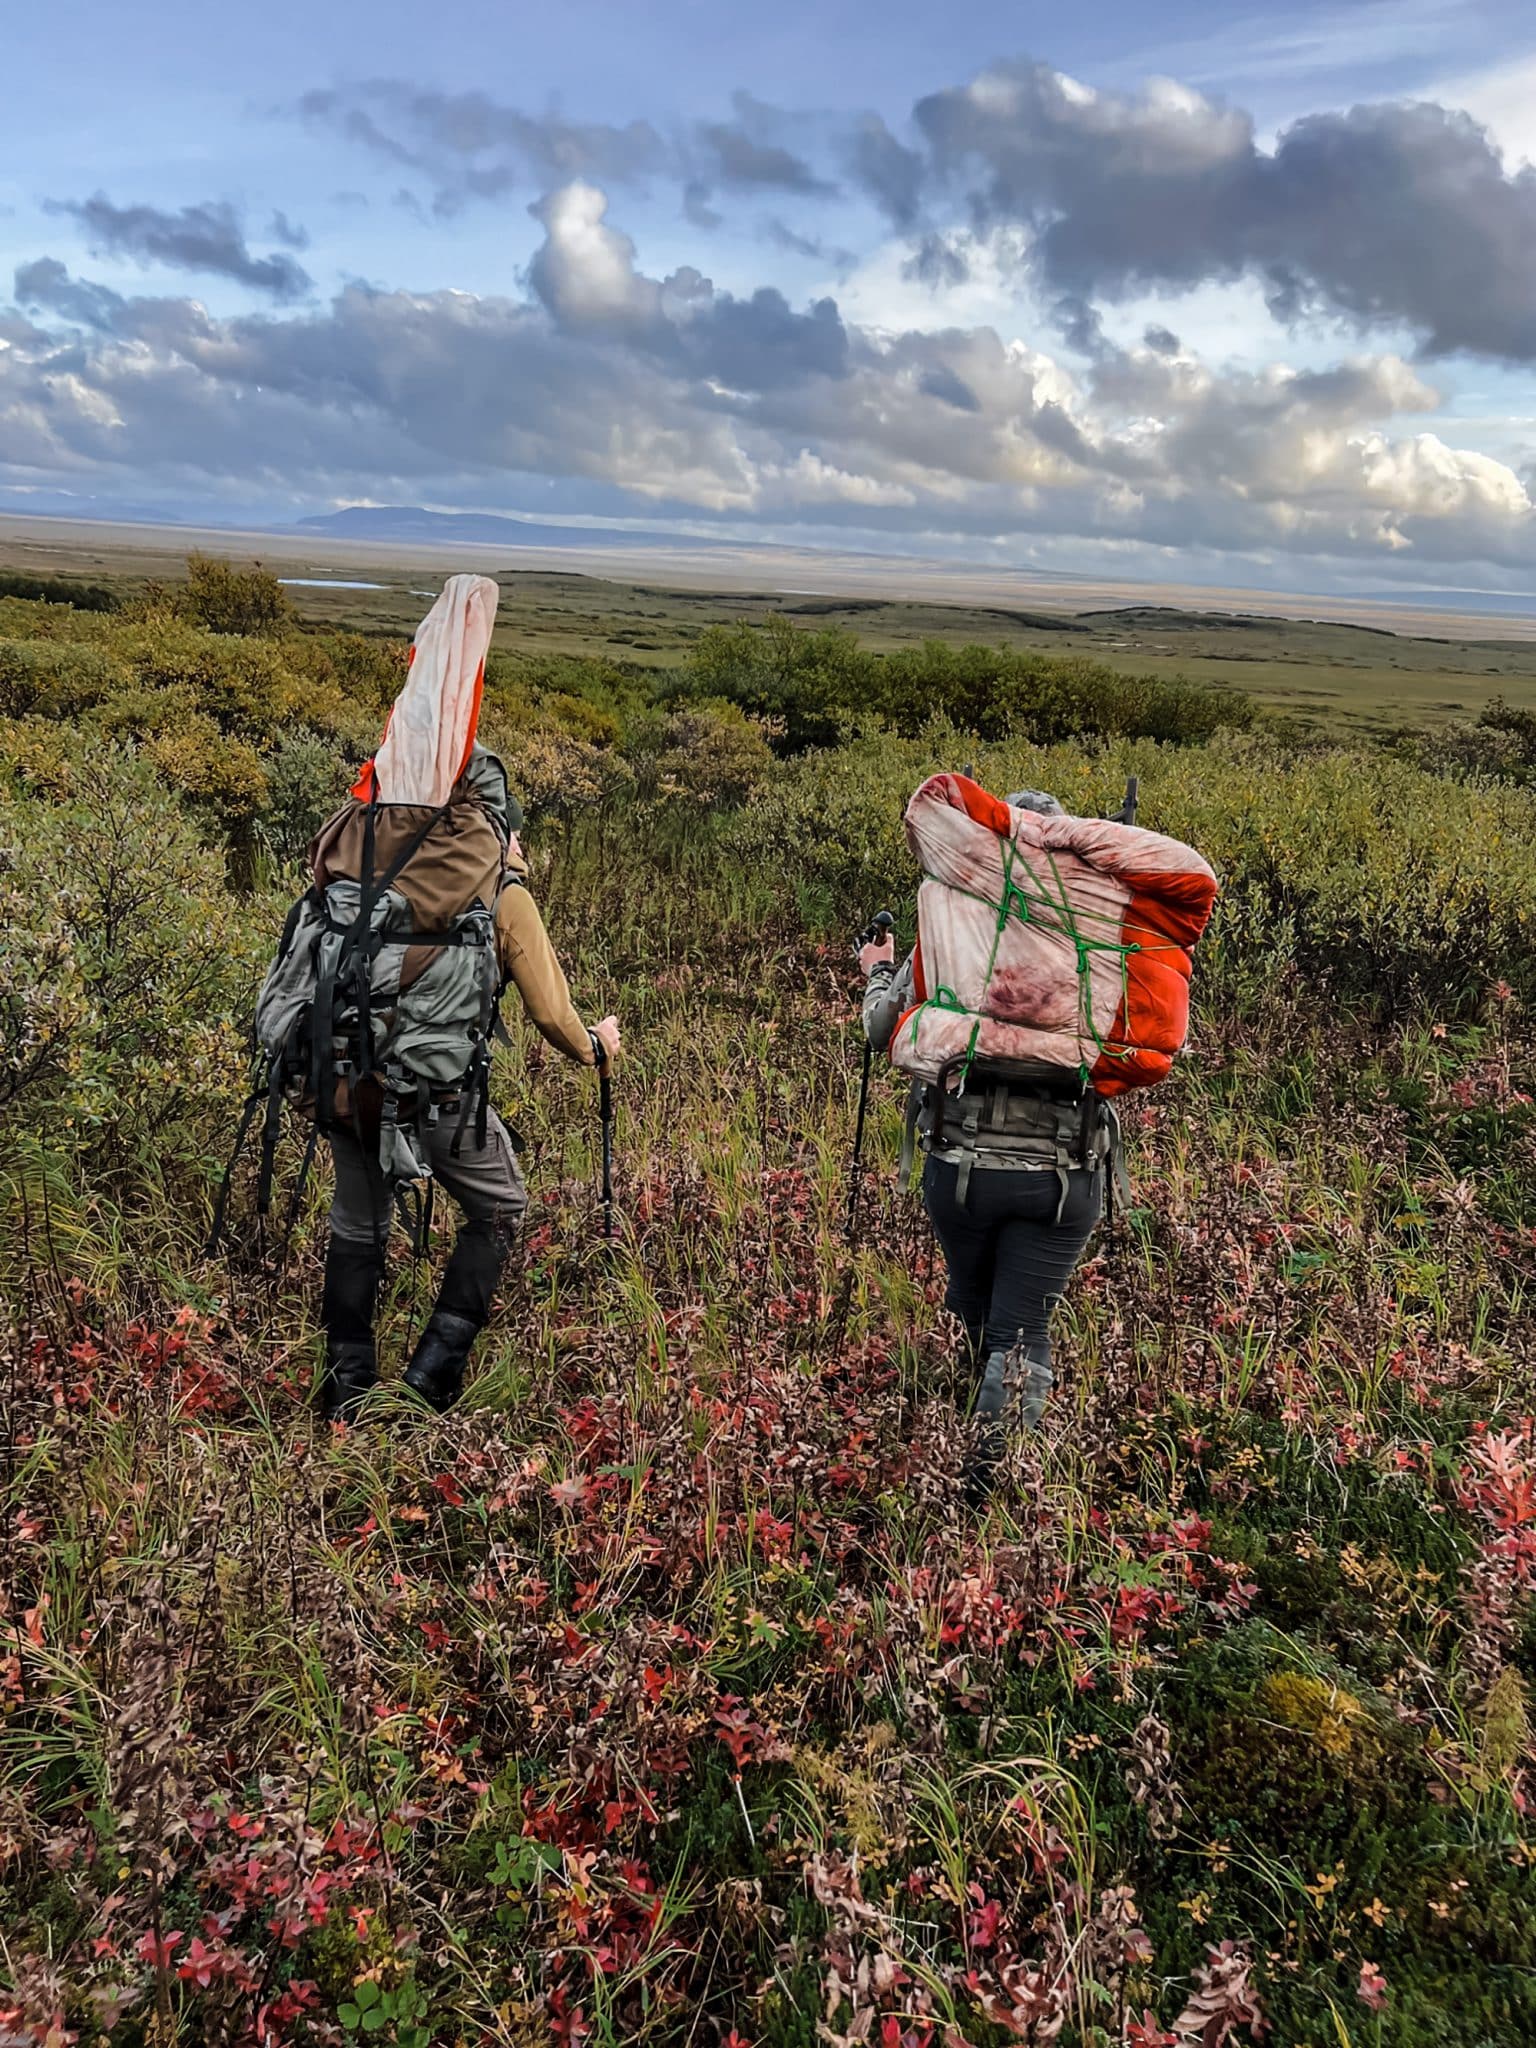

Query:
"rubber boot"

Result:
[[402, 1219, 510, 1415], [964, 1341, 1053, 1504], [318, 1237, 384, 1422]]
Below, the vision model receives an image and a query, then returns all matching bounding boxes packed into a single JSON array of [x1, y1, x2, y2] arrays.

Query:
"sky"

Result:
[[5, 0, 1536, 597]]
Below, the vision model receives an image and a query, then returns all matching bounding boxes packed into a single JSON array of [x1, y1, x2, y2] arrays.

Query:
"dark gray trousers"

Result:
[[327, 1110, 527, 1249], [922, 1155, 1102, 1369]]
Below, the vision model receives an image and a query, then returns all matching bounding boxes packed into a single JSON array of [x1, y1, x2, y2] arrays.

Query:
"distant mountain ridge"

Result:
[[294, 506, 732, 552]]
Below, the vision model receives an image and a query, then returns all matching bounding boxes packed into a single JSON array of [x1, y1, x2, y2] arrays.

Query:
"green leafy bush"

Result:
[[668, 616, 1254, 753], [0, 570, 119, 611], [180, 551, 293, 636], [0, 742, 263, 1246]]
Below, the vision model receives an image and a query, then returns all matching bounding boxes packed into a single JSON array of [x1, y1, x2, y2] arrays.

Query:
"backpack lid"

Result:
[[457, 745, 521, 841]]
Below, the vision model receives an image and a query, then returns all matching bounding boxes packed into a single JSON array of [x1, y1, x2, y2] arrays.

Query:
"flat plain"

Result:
[[4, 511, 1536, 733]]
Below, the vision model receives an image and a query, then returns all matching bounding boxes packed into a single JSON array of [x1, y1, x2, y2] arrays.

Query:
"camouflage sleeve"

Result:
[[495, 886, 596, 1065], [862, 953, 915, 1053]]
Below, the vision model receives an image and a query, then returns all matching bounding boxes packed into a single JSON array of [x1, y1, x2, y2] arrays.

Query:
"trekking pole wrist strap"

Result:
[[588, 1028, 605, 1067]]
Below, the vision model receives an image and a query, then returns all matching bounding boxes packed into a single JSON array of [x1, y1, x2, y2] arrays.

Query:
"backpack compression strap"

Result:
[[311, 798, 451, 1131]]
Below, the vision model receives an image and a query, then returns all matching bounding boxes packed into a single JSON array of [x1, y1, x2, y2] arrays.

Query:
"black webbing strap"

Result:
[[255, 1052, 288, 1217], [449, 1038, 491, 1158], [281, 1118, 321, 1249], [205, 1068, 266, 1255], [350, 798, 378, 1124]]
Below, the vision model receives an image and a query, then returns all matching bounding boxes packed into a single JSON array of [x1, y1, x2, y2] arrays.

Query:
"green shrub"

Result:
[[180, 551, 293, 636], [632, 701, 779, 811], [256, 728, 356, 873], [670, 617, 874, 751], [0, 640, 124, 718], [666, 617, 1253, 754], [0, 742, 262, 1254], [0, 570, 119, 611]]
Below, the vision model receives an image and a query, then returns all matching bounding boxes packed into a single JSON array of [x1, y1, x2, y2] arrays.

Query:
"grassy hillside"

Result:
[[2, 568, 1536, 2047]]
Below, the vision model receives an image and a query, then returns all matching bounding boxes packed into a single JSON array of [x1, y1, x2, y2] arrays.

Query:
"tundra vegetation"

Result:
[[2, 561, 1535, 2047]]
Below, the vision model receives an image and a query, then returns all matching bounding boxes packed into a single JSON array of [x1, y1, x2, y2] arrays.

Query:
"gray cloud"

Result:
[[300, 81, 834, 217], [908, 63, 1536, 363], [14, 257, 127, 329], [846, 114, 925, 229], [694, 92, 835, 197], [298, 84, 669, 214], [48, 194, 312, 300], [917, 365, 980, 412], [903, 231, 970, 289], [268, 210, 311, 250]]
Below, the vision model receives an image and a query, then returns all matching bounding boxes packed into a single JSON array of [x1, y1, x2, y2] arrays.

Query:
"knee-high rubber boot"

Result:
[[402, 1219, 510, 1414], [964, 1341, 1053, 1504], [319, 1237, 385, 1422]]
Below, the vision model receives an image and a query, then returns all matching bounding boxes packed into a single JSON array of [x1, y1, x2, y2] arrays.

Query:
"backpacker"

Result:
[[892, 774, 1218, 1204], [209, 576, 512, 1247]]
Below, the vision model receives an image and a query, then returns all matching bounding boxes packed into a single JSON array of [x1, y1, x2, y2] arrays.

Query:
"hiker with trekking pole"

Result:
[[222, 574, 621, 1422], [853, 773, 1216, 1499]]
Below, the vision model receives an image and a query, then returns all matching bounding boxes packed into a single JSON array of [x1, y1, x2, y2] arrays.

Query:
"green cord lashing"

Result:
[[908, 828, 1152, 1076]]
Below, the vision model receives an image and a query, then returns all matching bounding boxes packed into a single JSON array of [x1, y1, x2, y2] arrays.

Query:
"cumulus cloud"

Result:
[[528, 181, 850, 390], [5, 180, 1532, 576], [48, 194, 312, 300], [904, 62, 1536, 363], [301, 56, 1536, 368]]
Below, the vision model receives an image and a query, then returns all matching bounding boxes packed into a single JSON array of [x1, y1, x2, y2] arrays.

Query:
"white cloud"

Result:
[[1432, 52, 1536, 168]]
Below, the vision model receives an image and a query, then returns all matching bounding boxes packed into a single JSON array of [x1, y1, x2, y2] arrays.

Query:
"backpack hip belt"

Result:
[[902, 1060, 1129, 1218]]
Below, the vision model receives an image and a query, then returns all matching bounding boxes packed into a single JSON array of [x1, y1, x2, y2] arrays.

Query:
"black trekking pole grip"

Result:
[[855, 908, 896, 956]]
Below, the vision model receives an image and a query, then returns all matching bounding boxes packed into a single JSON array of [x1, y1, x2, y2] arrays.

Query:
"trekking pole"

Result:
[[599, 1066, 616, 1242], [1120, 775, 1139, 828], [846, 910, 894, 1241], [589, 1029, 616, 1242]]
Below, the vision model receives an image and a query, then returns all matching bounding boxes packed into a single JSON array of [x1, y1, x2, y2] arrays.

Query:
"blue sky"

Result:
[[5, 0, 1536, 595]]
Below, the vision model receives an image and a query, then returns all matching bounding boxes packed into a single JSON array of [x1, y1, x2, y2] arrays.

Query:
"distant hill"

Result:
[[294, 506, 731, 552]]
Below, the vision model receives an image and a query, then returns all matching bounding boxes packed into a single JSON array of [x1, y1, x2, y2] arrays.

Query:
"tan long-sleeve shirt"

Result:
[[494, 860, 595, 1065]]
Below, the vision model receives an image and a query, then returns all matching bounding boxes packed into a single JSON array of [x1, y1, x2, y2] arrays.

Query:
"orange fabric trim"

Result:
[[455, 659, 485, 784], [948, 772, 1014, 838], [1092, 882, 1193, 1094]]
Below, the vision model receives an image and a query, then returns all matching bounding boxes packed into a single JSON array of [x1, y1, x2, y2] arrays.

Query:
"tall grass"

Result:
[[1, 627, 1535, 2046]]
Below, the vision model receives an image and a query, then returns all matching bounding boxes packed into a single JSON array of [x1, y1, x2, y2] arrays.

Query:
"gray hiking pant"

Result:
[[923, 1155, 1102, 1369], [327, 1110, 528, 1249]]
